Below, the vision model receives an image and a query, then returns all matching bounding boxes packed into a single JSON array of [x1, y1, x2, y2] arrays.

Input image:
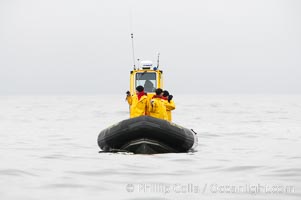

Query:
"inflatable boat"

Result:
[[98, 116, 197, 154], [97, 48, 198, 154]]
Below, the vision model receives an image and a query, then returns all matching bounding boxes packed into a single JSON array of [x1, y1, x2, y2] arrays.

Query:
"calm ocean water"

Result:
[[0, 95, 300, 200]]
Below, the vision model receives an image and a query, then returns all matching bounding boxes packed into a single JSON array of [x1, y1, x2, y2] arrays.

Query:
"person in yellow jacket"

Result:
[[126, 86, 148, 118], [162, 90, 176, 122], [149, 88, 168, 120]]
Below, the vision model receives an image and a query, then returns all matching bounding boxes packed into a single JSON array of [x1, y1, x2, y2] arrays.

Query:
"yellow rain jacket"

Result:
[[126, 94, 148, 118], [164, 99, 175, 122], [149, 96, 167, 120]]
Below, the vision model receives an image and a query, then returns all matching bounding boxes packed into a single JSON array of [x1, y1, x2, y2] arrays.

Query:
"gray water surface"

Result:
[[0, 95, 300, 200]]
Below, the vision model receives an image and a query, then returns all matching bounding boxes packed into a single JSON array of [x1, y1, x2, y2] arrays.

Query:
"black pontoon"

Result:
[[98, 116, 197, 154]]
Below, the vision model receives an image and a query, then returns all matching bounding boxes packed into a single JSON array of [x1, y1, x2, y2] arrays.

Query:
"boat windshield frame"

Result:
[[135, 72, 157, 93]]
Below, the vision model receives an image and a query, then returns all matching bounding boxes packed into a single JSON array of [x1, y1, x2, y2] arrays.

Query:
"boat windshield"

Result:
[[136, 72, 156, 93]]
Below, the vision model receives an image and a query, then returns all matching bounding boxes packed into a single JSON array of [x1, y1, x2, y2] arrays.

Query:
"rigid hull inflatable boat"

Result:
[[98, 116, 197, 154], [97, 47, 198, 154]]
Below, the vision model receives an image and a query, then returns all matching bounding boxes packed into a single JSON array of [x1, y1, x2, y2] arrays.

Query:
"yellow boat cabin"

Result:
[[129, 60, 163, 95]]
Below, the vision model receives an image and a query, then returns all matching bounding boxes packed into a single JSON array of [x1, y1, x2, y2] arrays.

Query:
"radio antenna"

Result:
[[129, 11, 136, 70], [156, 52, 160, 69], [137, 58, 140, 70], [131, 33, 136, 70]]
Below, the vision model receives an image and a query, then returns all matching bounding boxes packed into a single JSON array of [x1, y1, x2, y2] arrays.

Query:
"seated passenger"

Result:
[[126, 86, 148, 118], [144, 80, 156, 93], [149, 88, 167, 120], [162, 90, 176, 122]]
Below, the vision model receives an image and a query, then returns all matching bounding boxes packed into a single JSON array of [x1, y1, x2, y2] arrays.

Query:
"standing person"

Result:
[[162, 90, 175, 122], [149, 88, 167, 120], [126, 86, 148, 118]]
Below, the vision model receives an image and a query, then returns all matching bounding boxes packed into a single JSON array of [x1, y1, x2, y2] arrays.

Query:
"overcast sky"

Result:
[[0, 0, 300, 95]]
